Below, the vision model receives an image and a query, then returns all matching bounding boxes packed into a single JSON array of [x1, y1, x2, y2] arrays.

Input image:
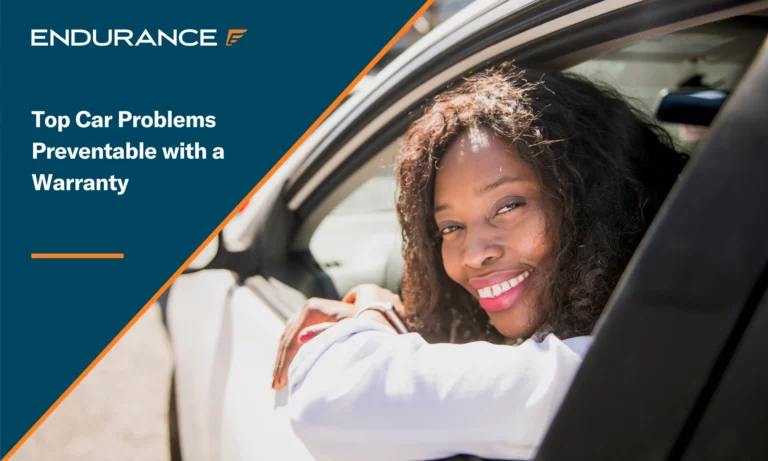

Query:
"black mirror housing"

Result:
[[654, 89, 728, 127]]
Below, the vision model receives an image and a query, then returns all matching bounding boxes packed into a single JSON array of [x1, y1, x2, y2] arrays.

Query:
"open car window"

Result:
[[308, 143, 401, 296], [304, 13, 767, 305], [568, 17, 766, 152]]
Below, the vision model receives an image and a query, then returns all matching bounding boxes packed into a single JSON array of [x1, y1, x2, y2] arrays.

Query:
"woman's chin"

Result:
[[487, 309, 538, 339]]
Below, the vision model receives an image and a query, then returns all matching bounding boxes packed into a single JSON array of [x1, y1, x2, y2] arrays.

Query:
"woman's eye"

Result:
[[496, 201, 522, 215], [440, 225, 461, 236]]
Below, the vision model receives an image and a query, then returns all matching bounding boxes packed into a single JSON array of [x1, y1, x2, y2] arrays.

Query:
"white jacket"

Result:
[[287, 318, 592, 461]]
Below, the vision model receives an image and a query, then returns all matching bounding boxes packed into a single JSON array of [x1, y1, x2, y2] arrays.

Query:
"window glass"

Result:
[[568, 21, 766, 152], [330, 166, 396, 215], [310, 155, 400, 296]]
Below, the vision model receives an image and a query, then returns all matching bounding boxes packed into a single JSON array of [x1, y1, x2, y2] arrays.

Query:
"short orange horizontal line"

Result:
[[31, 253, 124, 259]]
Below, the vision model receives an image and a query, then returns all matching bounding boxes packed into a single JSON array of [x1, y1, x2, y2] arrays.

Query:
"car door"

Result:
[[164, 0, 768, 460]]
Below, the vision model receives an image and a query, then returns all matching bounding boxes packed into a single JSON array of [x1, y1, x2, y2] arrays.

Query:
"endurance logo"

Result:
[[30, 29, 248, 47], [226, 29, 247, 46]]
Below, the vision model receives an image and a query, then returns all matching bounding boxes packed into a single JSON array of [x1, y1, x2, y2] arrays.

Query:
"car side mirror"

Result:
[[654, 89, 728, 127]]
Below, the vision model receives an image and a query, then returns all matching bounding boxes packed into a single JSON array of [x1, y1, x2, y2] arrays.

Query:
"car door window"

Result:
[[309, 150, 401, 297], [328, 166, 396, 215], [568, 18, 766, 152]]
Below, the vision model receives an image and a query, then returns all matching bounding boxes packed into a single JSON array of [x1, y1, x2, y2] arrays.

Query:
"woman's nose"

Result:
[[462, 229, 503, 269]]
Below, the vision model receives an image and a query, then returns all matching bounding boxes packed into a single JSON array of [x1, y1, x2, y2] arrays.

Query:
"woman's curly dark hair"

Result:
[[396, 64, 689, 344]]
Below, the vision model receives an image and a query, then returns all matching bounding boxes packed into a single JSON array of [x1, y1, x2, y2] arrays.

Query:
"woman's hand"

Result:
[[272, 298, 353, 390], [271, 285, 405, 390], [343, 284, 405, 317]]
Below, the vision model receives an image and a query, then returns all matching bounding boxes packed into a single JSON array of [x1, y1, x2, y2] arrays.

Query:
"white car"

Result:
[[164, 0, 768, 459]]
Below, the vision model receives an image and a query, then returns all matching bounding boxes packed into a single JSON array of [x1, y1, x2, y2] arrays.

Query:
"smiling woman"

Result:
[[433, 129, 549, 338], [279, 64, 689, 461], [397, 65, 689, 344]]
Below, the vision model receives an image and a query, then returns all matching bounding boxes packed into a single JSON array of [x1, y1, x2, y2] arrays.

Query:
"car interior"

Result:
[[306, 13, 768, 300]]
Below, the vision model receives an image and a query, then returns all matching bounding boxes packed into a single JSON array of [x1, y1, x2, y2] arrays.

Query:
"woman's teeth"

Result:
[[477, 270, 532, 299]]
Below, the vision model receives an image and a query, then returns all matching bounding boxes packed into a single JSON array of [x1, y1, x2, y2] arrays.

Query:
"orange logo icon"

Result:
[[226, 29, 247, 46]]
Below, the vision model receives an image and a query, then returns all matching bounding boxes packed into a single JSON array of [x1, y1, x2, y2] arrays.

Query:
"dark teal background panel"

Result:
[[0, 0, 424, 454]]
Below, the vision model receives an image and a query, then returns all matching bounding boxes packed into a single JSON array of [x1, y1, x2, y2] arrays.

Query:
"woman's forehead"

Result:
[[434, 128, 537, 206], [437, 128, 528, 178]]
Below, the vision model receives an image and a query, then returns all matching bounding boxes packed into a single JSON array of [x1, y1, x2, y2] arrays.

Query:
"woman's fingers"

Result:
[[344, 284, 402, 309], [272, 305, 309, 389], [273, 322, 337, 390], [272, 298, 356, 390], [273, 323, 302, 390], [272, 321, 289, 382], [271, 291, 406, 390], [342, 284, 380, 305], [341, 286, 360, 304], [272, 314, 301, 390]]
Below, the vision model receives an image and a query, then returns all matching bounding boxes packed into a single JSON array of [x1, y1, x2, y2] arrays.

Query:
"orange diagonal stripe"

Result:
[[31, 253, 124, 259], [2, 1, 435, 459]]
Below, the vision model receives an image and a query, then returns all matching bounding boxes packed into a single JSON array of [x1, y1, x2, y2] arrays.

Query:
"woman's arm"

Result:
[[287, 318, 592, 461]]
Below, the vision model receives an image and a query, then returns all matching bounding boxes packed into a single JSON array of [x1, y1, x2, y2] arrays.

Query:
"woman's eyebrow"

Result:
[[476, 176, 520, 195], [435, 177, 520, 213]]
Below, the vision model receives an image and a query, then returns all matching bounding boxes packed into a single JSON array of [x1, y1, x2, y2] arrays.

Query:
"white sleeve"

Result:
[[287, 318, 592, 461]]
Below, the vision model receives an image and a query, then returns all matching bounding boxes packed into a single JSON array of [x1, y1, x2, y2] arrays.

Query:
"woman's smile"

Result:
[[470, 269, 534, 312]]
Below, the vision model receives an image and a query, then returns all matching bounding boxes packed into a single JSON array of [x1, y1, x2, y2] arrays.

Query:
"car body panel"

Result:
[[218, 284, 312, 461], [167, 270, 235, 461], [168, 270, 313, 460]]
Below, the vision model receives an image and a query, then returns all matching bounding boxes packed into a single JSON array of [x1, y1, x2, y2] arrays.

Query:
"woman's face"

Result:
[[434, 126, 551, 338]]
